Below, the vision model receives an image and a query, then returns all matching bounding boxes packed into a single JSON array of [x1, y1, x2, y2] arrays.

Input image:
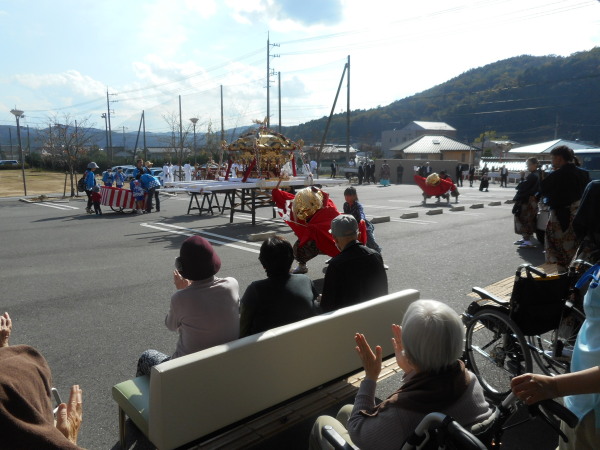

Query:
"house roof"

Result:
[[410, 121, 456, 131], [390, 135, 476, 154], [508, 139, 595, 155]]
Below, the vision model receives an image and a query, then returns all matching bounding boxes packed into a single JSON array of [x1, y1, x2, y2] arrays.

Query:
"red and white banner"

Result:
[[100, 186, 136, 209]]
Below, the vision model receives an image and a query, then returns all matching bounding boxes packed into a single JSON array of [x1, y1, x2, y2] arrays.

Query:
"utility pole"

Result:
[[142, 110, 147, 161], [278, 71, 282, 133], [101, 113, 109, 157], [190, 117, 199, 164], [8, 128, 13, 159], [106, 89, 117, 164], [346, 55, 351, 161], [122, 126, 127, 152], [178, 95, 184, 179], [266, 32, 279, 128], [220, 85, 225, 143], [26, 125, 31, 166]]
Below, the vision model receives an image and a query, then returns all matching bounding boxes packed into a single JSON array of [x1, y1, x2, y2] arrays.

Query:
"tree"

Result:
[[160, 112, 193, 177], [38, 114, 97, 197]]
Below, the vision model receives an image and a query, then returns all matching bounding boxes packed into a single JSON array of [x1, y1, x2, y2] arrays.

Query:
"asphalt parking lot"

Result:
[[0, 179, 558, 449]]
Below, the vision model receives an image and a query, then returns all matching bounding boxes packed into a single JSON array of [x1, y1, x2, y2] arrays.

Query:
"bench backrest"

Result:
[[149, 289, 420, 449]]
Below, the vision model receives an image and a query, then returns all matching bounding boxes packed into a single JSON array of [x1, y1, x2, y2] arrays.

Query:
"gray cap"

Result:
[[87, 162, 99, 169], [330, 214, 358, 237]]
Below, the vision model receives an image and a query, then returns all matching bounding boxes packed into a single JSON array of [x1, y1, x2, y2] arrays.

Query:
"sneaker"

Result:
[[383, 263, 389, 270], [292, 264, 308, 274], [514, 239, 525, 245], [519, 241, 535, 248]]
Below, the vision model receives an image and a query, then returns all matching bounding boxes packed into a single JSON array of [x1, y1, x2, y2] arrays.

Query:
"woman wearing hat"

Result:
[[136, 236, 240, 376], [84, 162, 99, 214]]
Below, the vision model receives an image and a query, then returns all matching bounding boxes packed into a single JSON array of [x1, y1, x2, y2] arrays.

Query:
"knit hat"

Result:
[[178, 236, 221, 281]]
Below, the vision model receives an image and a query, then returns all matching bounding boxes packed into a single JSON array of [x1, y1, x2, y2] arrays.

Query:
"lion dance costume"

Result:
[[414, 173, 459, 204], [272, 187, 366, 273]]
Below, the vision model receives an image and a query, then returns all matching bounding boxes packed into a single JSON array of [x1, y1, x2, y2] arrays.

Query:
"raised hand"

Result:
[[0, 312, 12, 347], [173, 270, 192, 290], [56, 385, 83, 444], [354, 333, 382, 381], [392, 323, 414, 374]]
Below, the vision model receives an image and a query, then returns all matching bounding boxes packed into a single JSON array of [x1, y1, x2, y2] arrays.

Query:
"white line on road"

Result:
[[157, 223, 262, 247], [31, 202, 79, 210], [140, 223, 260, 254], [390, 218, 436, 225]]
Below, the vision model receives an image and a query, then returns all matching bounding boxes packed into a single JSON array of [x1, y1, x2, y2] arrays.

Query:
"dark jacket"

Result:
[[541, 163, 590, 231], [514, 171, 540, 202], [320, 241, 388, 313], [573, 180, 600, 244], [239, 274, 317, 337]]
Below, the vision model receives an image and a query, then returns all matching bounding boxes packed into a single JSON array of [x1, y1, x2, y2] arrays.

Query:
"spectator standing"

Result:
[[183, 162, 192, 181], [541, 146, 590, 272], [455, 164, 463, 187], [101, 167, 114, 187], [357, 163, 364, 185], [136, 236, 239, 376], [513, 158, 540, 248], [163, 162, 172, 183], [239, 236, 317, 338], [369, 161, 376, 184], [320, 215, 388, 312], [500, 165, 509, 187], [132, 159, 146, 179], [140, 172, 161, 213], [114, 168, 125, 189], [330, 161, 337, 178], [91, 185, 102, 215], [396, 164, 404, 184], [468, 165, 475, 187], [83, 162, 98, 214], [379, 160, 391, 187]]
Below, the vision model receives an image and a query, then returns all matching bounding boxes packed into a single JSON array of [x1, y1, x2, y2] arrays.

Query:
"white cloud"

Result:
[[183, 0, 217, 19], [16, 71, 105, 98]]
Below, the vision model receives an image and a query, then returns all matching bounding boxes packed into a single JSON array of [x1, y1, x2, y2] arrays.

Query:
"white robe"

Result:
[[163, 165, 172, 183], [183, 163, 192, 182]]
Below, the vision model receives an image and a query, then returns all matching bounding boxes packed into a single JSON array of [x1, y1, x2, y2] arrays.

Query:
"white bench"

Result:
[[112, 289, 420, 450]]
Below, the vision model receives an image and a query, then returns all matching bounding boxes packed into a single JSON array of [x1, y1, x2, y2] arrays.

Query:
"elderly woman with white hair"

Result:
[[309, 300, 493, 450]]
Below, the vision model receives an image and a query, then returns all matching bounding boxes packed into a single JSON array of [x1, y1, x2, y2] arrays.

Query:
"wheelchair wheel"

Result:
[[465, 307, 532, 401], [528, 307, 585, 376]]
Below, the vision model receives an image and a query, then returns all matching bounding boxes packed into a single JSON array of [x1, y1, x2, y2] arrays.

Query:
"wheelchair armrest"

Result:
[[322, 425, 359, 450], [446, 421, 488, 450], [472, 287, 509, 307]]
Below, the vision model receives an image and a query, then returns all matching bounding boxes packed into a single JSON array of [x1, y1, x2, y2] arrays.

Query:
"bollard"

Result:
[[470, 203, 484, 209], [426, 209, 443, 215], [400, 212, 419, 219], [450, 205, 465, 211], [488, 201, 502, 206], [371, 216, 390, 224]]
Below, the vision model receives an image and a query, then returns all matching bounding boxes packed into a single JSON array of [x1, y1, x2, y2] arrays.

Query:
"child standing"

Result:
[[130, 174, 146, 214], [342, 187, 384, 257], [114, 168, 125, 188], [91, 185, 102, 215]]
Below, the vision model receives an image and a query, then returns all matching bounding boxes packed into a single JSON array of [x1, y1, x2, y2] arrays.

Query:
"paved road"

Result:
[[0, 180, 556, 449]]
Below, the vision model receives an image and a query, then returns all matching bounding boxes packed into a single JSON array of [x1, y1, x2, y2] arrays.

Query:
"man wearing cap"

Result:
[[320, 215, 388, 313], [84, 162, 99, 214]]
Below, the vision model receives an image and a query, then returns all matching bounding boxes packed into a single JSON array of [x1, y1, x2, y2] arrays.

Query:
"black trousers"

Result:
[[85, 190, 93, 209]]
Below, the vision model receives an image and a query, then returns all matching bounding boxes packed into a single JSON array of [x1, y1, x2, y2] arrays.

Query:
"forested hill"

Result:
[[282, 47, 600, 146]]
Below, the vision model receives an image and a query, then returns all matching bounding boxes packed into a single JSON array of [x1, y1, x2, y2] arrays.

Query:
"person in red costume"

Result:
[[414, 172, 459, 205], [272, 184, 366, 274]]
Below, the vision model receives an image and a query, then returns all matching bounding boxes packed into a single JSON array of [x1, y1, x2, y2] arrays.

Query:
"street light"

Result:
[[190, 118, 199, 164], [10, 108, 27, 195], [101, 113, 109, 157]]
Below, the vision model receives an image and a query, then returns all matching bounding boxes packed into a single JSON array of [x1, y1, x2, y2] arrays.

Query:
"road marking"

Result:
[[390, 218, 436, 225], [140, 222, 260, 254], [157, 223, 262, 247], [31, 202, 79, 211]]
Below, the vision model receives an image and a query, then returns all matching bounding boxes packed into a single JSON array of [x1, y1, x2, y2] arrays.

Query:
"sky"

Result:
[[2, 0, 600, 139]]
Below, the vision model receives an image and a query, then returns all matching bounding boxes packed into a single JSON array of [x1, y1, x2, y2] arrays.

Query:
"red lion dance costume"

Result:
[[272, 186, 366, 272], [414, 173, 459, 204]]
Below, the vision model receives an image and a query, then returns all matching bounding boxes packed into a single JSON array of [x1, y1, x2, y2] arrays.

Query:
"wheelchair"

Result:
[[462, 261, 592, 400], [322, 393, 578, 449]]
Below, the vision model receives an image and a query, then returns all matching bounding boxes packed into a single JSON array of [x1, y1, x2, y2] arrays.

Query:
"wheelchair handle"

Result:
[[517, 264, 547, 278], [538, 399, 579, 429]]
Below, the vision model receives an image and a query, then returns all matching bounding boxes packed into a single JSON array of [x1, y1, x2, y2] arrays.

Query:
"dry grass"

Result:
[[0, 170, 83, 198]]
